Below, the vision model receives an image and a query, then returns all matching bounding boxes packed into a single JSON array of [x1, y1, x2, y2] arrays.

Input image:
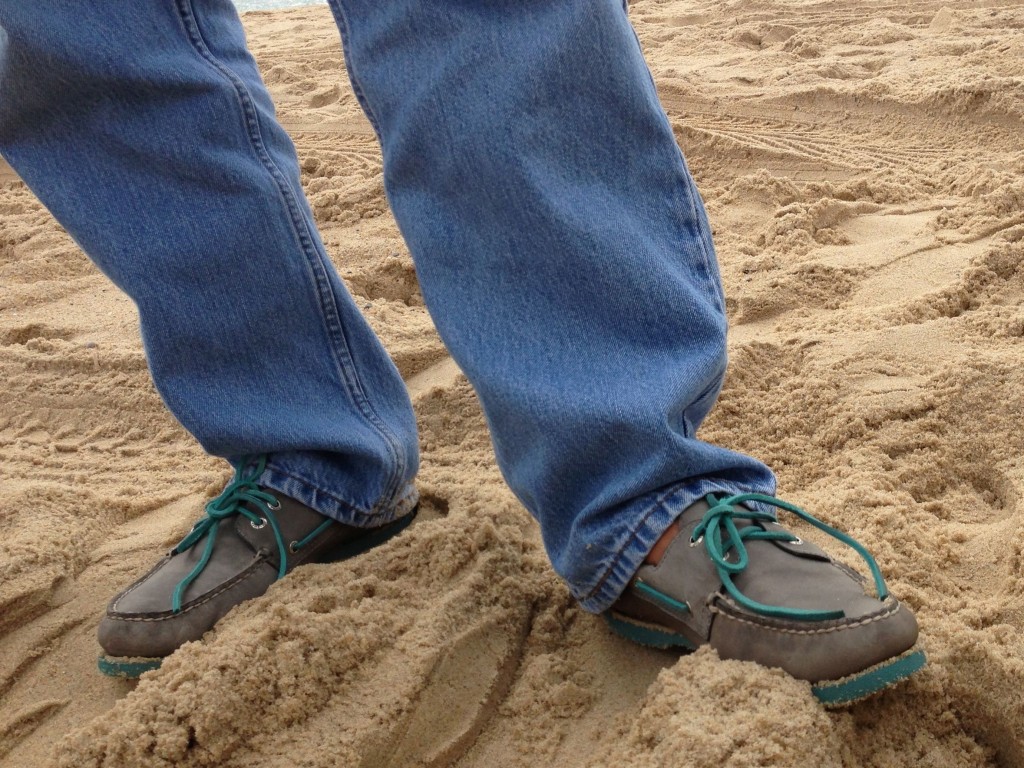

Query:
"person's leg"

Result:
[[0, 1, 420, 675], [325, 0, 775, 612], [0, 0, 418, 524], [326, 0, 922, 705]]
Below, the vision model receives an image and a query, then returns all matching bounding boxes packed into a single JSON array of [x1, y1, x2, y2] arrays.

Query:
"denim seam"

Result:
[[676, 159, 726, 316], [326, 1, 383, 141], [623, 19, 726, 317], [581, 479, 690, 604], [679, 373, 725, 440], [173, 0, 405, 503]]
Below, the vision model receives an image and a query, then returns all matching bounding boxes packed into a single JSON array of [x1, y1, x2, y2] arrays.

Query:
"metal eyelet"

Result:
[[250, 516, 267, 530], [266, 499, 282, 511], [790, 536, 803, 545], [288, 541, 299, 554], [689, 535, 704, 547]]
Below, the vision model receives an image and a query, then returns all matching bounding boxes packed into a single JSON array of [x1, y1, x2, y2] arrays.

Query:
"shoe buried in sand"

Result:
[[97, 456, 416, 678], [605, 493, 925, 707]]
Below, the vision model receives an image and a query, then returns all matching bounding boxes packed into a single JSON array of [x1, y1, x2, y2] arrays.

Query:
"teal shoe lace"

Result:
[[696, 493, 889, 622], [169, 455, 331, 613]]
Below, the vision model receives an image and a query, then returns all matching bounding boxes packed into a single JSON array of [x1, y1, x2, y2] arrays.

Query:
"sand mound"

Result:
[[3, 1, 1024, 765]]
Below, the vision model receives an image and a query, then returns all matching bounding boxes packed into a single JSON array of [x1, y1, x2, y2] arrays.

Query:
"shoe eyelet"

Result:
[[689, 535, 704, 547], [250, 516, 268, 530], [790, 536, 803, 545], [288, 541, 299, 554], [266, 499, 282, 511]]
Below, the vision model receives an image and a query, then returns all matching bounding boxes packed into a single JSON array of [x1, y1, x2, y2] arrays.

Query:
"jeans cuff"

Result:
[[576, 476, 777, 614], [259, 461, 419, 528]]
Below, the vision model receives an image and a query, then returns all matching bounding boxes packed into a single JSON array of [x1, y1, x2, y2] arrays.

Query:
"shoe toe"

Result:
[[710, 593, 919, 685], [98, 561, 277, 659]]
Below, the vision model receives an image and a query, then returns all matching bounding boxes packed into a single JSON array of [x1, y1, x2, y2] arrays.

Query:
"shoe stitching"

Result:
[[110, 526, 324, 616], [628, 552, 872, 631], [108, 560, 271, 622], [711, 598, 903, 636], [831, 559, 867, 582], [108, 556, 173, 613], [107, 519, 388, 622]]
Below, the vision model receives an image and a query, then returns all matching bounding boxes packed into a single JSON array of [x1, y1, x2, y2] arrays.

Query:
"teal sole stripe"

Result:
[[812, 649, 927, 706], [635, 580, 691, 614], [97, 655, 162, 678], [604, 614, 697, 650]]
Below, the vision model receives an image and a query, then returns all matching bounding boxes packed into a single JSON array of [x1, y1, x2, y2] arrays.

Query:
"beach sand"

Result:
[[2, 0, 1024, 765]]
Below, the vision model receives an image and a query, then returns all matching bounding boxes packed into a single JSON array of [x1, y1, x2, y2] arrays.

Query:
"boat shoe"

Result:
[[97, 456, 416, 678], [605, 492, 925, 707]]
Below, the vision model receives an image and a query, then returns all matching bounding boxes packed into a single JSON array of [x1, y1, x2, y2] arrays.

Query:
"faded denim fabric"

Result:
[[0, 0, 776, 612]]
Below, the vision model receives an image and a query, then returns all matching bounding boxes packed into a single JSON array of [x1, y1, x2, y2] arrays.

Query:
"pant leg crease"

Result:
[[173, 0, 407, 504]]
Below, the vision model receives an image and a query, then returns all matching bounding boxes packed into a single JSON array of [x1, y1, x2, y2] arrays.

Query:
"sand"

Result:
[[2, 0, 1023, 765]]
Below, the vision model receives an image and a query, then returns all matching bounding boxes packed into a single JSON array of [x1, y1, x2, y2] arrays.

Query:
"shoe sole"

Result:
[[604, 612, 698, 651], [810, 645, 926, 708], [96, 509, 417, 679], [97, 654, 163, 678], [604, 612, 926, 707]]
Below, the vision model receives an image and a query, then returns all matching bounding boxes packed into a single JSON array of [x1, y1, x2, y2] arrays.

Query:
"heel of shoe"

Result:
[[604, 612, 698, 651], [321, 507, 417, 563]]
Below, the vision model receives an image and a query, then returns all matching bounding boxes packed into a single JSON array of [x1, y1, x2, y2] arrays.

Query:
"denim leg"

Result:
[[327, 0, 778, 611], [0, 1, 419, 524]]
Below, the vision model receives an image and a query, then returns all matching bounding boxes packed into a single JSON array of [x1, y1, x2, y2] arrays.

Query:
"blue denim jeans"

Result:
[[0, 0, 776, 612]]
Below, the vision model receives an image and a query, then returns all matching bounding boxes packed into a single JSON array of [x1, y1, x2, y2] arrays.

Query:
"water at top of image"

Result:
[[232, 0, 326, 11]]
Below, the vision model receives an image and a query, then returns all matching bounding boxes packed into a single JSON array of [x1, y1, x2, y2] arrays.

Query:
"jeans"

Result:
[[0, 0, 776, 613]]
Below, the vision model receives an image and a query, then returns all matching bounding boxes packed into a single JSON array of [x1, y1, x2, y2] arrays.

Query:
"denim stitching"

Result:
[[676, 156, 727, 315], [325, 0, 384, 141], [264, 462, 375, 520], [172, 0, 405, 504], [624, 17, 727, 319], [582, 479, 689, 603], [679, 372, 725, 440], [582, 476, 778, 610]]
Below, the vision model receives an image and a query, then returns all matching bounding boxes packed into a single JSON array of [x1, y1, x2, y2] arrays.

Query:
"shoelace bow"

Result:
[[696, 492, 889, 622], [170, 455, 330, 613]]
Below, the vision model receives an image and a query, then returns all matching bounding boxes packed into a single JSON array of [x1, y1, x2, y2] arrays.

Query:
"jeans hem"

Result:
[[575, 476, 777, 614], [259, 461, 419, 528]]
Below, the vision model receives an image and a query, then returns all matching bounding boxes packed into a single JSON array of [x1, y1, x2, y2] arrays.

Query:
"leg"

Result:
[[328, 0, 922, 704], [0, 0, 418, 523], [0, 0, 420, 675], [326, 0, 774, 610]]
